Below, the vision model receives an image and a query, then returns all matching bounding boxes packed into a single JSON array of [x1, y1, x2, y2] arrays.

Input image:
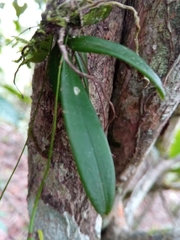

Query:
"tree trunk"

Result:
[[109, 0, 180, 190], [27, 0, 180, 239]]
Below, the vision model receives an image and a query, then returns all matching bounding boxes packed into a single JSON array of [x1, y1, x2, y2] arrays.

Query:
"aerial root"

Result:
[[80, 0, 140, 53]]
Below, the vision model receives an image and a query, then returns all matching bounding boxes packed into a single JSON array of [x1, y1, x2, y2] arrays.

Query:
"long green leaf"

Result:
[[60, 60, 115, 215], [48, 43, 61, 93], [67, 36, 165, 99], [48, 43, 115, 215]]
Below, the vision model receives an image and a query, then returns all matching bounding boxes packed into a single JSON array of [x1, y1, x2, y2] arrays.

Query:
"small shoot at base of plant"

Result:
[[37, 230, 44, 240]]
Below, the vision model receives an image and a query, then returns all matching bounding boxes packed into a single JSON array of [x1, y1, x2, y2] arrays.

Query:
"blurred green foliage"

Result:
[[169, 130, 180, 158], [0, 0, 36, 127], [12, 0, 27, 31], [0, 96, 23, 126], [0, 2, 5, 9], [12, 0, 27, 18], [34, 0, 46, 9]]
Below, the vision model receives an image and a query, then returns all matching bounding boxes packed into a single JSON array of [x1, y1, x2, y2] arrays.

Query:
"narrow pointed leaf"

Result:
[[74, 52, 89, 94], [67, 36, 165, 99], [60, 60, 115, 215], [48, 43, 115, 215], [47, 43, 61, 93]]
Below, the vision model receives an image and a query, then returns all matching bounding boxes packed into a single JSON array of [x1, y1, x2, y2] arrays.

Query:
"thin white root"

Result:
[[60, 45, 96, 81], [58, 29, 96, 80], [104, 1, 140, 54], [80, 0, 140, 54]]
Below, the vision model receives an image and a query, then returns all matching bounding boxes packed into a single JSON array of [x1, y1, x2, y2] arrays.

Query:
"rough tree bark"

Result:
[[109, 0, 180, 188], [27, 0, 180, 239]]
